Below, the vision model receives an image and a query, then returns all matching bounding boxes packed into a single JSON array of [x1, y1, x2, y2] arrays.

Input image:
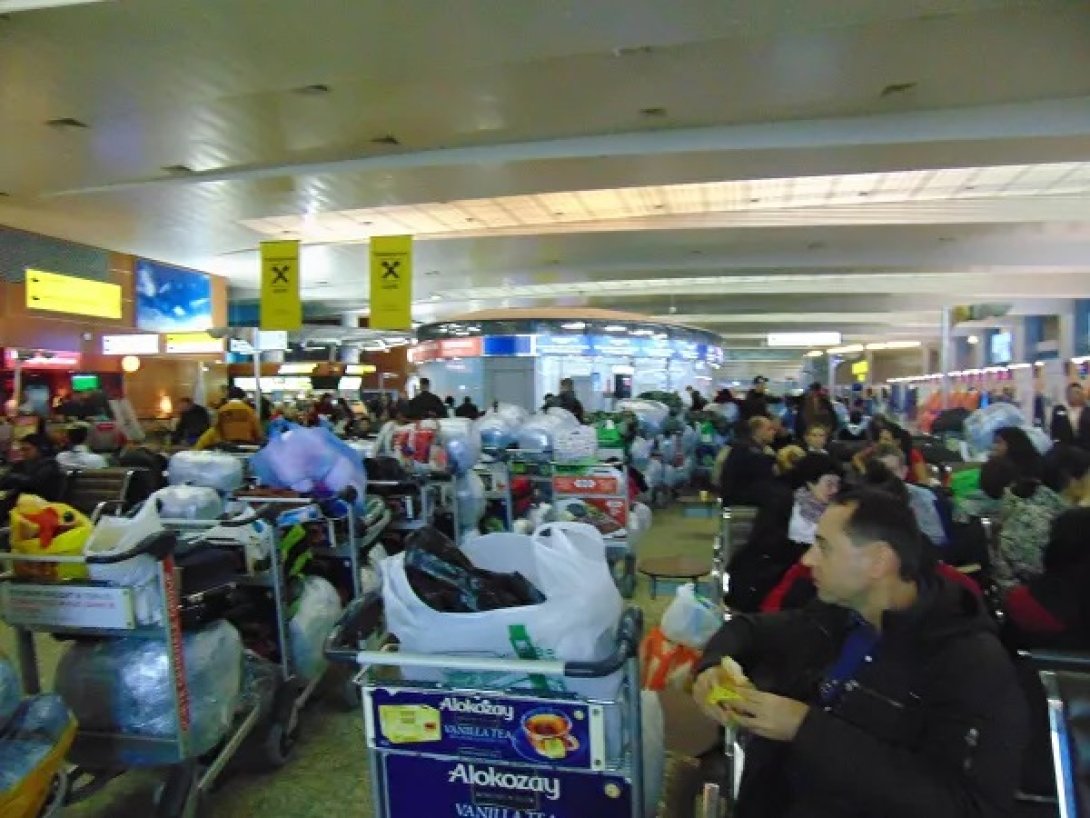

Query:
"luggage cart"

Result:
[[474, 453, 514, 532], [0, 524, 285, 818], [369, 472, 459, 549], [325, 596, 648, 818]]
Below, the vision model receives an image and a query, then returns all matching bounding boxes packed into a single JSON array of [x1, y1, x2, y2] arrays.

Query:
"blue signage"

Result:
[[382, 753, 632, 818], [536, 334, 595, 356], [369, 687, 600, 771], [483, 335, 535, 357], [532, 334, 721, 362]]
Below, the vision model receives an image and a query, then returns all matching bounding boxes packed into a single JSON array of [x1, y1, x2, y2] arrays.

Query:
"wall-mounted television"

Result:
[[135, 259, 212, 332], [990, 331, 1013, 365], [71, 374, 101, 392]]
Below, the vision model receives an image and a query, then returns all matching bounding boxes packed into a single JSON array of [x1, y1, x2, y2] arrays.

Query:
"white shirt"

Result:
[[56, 445, 108, 471], [1068, 404, 1084, 431], [788, 503, 818, 545]]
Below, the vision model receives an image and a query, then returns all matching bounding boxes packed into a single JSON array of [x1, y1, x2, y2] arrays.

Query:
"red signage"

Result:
[[552, 475, 622, 496], [4, 349, 83, 370], [408, 338, 484, 363]]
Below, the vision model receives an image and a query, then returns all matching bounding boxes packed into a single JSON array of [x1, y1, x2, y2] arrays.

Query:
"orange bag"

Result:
[[639, 626, 701, 691]]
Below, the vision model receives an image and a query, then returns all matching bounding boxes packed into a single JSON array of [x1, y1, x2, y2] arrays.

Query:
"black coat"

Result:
[[172, 404, 211, 445], [719, 441, 777, 507], [700, 576, 1028, 818], [406, 390, 447, 420], [739, 390, 770, 421], [1049, 404, 1090, 448], [0, 456, 64, 512], [795, 394, 838, 437]]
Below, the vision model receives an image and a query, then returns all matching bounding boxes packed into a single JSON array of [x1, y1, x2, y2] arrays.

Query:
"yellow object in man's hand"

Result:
[[704, 657, 752, 708]]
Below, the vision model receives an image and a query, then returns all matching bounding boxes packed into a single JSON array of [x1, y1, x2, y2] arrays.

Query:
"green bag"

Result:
[[949, 467, 981, 499]]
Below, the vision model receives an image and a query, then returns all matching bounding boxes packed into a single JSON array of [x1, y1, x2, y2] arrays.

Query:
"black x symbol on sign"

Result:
[[381, 260, 401, 280], [271, 264, 291, 284]]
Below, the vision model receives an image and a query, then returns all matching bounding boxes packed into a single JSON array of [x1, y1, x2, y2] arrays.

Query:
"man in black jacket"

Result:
[[1050, 382, 1090, 449], [694, 489, 1027, 818], [171, 397, 211, 446], [720, 416, 779, 506], [406, 378, 447, 420], [739, 376, 770, 420], [556, 378, 585, 423]]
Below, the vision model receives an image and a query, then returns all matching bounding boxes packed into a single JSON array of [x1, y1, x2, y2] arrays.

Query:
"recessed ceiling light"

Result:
[[604, 325, 627, 333], [749, 197, 760, 203], [371, 134, 401, 146], [613, 45, 654, 57], [806, 241, 826, 250], [640, 107, 667, 118], [429, 294, 441, 301], [293, 83, 331, 96], [46, 117, 89, 130], [424, 270, 440, 277], [161, 164, 194, 175]]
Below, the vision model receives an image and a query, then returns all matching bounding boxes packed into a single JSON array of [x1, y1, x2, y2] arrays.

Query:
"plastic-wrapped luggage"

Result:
[[438, 418, 481, 475], [629, 437, 653, 468], [963, 403, 1026, 454], [0, 651, 19, 725], [168, 450, 244, 493], [250, 423, 367, 511], [288, 576, 342, 681], [553, 425, 598, 463], [453, 471, 487, 529], [152, 486, 224, 521], [54, 620, 243, 763], [615, 399, 670, 436], [478, 414, 516, 449], [515, 413, 572, 458]]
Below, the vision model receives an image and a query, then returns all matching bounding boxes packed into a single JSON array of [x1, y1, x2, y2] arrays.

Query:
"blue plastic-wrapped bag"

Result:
[[0, 650, 20, 725], [55, 621, 242, 764], [479, 415, 515, 449], [438, 418, 482, 475], [964, 403, 1026, 454], [168, 451, 243, 493], [250, 423, 367, 511]]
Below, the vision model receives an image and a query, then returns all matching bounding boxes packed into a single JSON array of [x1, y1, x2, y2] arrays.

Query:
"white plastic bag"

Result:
[[381, 522, 623, 698], [152, 486, 223, 521], [288, 576, 342, 681], [660, 583, 720, 650], [84, 501, 164, 625], [168, 450, 243, 493]]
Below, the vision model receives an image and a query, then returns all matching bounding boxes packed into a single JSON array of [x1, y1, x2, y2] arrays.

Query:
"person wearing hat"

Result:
[[740, 376, 772, 421], [0, 433, 64, 515], [56, 423, 108, 471]]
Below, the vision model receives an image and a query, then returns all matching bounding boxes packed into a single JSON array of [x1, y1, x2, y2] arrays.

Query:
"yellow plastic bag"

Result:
[[9, 495, 92, 580]]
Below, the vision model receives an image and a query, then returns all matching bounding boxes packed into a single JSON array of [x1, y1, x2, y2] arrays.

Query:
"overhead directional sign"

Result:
[[260, 240, 302, 330], [26, 269, 122, 320], [369, 235, 413, 330]]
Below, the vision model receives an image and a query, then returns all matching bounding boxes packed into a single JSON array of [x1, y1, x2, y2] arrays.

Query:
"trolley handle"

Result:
[[84, 530, 178, 565], [214, 503, 281, 528], [1021, 650, 1090, 673], [563, 607, 643, 678]]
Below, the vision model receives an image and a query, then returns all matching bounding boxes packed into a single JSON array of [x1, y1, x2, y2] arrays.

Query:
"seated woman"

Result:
[[993, 444, 1090, 589], [980, 426, 1044, 501], [725, 452, 841, 612], [1003, 506, 1090, 650], [852, 417, 928, 484]]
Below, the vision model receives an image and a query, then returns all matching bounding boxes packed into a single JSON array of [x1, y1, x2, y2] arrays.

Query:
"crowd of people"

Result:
[[700, 378, 1090, 816]]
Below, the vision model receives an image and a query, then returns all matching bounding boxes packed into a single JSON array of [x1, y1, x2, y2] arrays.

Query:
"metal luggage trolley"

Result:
[[0, 522, 283, 818], [325, 596, 648, 818], [474, 451, 515, 532], [369, 472, 460, 546]]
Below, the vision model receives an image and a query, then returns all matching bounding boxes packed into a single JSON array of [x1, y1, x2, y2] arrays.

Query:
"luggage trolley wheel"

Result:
[[39, 768, 70, 818], [339, 673, 362, 709], [261, 684, 302, 768], [154, 761, 207, 818]]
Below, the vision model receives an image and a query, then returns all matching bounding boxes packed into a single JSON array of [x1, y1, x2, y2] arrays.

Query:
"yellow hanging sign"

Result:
[[369, 235, 413, 330], [26, 269, 122, 320], [260, 240, 302, 331]]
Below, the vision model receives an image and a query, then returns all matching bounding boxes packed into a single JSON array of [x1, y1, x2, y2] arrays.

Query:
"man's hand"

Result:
[[728, 688, 810, 742], [692, 666, 735, 726]]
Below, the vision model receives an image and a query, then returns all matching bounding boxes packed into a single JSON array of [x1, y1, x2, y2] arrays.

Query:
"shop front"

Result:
[[410, 311, 723, 411]]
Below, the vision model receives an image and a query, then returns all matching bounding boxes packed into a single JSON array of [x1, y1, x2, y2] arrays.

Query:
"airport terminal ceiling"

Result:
[[0, 0, 1089, 350]]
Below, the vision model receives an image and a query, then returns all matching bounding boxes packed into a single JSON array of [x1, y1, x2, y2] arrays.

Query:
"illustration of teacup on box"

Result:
[[521, 710, 579, 759]]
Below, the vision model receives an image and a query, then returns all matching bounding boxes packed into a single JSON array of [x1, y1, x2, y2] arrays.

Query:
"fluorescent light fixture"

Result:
[[278, 363, 317, 375], [967, 335, 980, 345], [827, 344, 865, 355], [632, 329, 654, 337], [865, 340, 922, 351], [804, 350, 824, 358], [767, 332, 842, 348], [561, 321, 586, 331], [383, 338, 410, 347], [604, 325, 627, 333], [0, 0, 110, 11]]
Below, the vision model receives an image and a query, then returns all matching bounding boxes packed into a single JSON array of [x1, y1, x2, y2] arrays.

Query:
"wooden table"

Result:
[[638, 555, 712, 599]]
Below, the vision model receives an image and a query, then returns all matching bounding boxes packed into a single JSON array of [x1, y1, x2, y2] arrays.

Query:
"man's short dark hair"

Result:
[[833, 488, 931, 581], [228, 386, 246, 400], [419, 378, 431, 390], [747, 415, 770, 436], [67, 424, 89, 447]]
